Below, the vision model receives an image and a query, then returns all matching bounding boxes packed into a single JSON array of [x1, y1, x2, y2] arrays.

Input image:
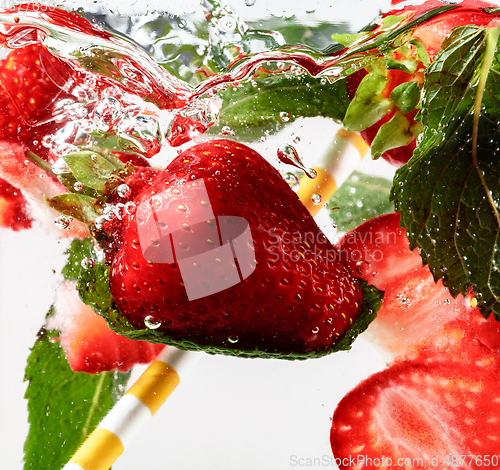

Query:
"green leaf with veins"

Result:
[[328, 171, 394, 233], [23, 315, 130, 470], [392, 25, 500, 316], [209, 73, 350, 140]]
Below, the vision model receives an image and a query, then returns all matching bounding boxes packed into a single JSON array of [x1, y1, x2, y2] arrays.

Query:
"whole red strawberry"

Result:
[[345, 0, 500, 167], [107, 140, 366, 358]]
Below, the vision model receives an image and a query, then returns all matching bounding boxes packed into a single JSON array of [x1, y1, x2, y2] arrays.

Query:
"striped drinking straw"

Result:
[[63, 127, 367, 470], [63, 347, 200, 470]]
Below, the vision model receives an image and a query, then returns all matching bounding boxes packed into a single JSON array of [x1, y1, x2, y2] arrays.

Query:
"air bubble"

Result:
[[228, 335, 239, 343], [245, 0, 256, 6], [219, 126, 235, 136], [312, 326, 319, 334], [125, 202, 136, 214], [81, 257, 95, 270], [312, 194, 322, 205], [117, 183, 131, 198], [54, 215, 72, 230], [74, 181, 84, 192], [283, 172, 300, 192], [94, 215, 106, 230], [279, 111, 290, 122], [144, 316, 162, 330], [293, 135, 301, 144]]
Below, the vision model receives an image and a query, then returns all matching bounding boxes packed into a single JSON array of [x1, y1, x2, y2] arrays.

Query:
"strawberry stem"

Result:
[[26, 150, 57, 178]]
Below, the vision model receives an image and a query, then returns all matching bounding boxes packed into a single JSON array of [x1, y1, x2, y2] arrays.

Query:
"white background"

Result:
[[0, 0, 438, 469]]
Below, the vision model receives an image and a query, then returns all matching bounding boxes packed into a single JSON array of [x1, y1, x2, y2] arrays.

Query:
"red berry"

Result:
[[337, 213, 466, 358], [52, 281, 164, 373], [108, 139, 363, 357]]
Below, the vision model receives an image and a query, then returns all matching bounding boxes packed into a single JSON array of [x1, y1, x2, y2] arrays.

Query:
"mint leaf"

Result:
[[328, 171, 394, 232], [62, 238, 95, 282], [392, 25, 500, 316], [23, 319, 130, 470], [210, 73, 350, 140]]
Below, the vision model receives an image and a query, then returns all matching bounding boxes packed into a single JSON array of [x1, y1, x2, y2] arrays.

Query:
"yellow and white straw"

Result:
[[62, 128, 367, 470], [296, 128, 369, 216], [63, 347, 200, 470]]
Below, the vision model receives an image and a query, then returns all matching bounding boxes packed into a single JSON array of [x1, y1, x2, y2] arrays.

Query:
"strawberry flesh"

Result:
[[52, 281, 164, 373]]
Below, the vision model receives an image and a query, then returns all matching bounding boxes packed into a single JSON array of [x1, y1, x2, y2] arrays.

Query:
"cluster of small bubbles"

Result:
[[219, 126, 235, 136], [144, 315, 162, 330], [54, 215, 73, 230], [290, 65, 303, 75], [81, 257, 95, 270], [117, 183, 132, 198], [283, 172, 300, 192], [279, 111, 290, 122], [311, 194, 322, 205], [245, 0, 256, 6], [228, 335, 239, 343], [74, 181, 84, 192]]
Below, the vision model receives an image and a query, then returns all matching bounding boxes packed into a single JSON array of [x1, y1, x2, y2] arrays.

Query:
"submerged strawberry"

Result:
[[105, 139, 367, 358], [0, 178, 33, 230], [344, 0, 500, 166], [336, 213, 466, 358], [331, 321, 500, 469], [51, 281, 164, 373]]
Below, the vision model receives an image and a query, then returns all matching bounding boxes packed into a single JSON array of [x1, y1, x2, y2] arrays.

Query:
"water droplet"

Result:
[[312, 194, 322, 205], [219, 126, 235, 136], [144, 316, 162, 329], [312, 326, 319, 334], [245, 0, 255, 6], [74, 181, 84, 192], [277, 144, 316, 179], [124, 202, 136, 214], [117, 183, 131, 198], [283, 172, 300, 192], [279, 111, 290, 122], [81, 257, 95, 270], [94, 215, 106, 230], [228, 335, 239, 343], [54, 215, 72, 230], [218, 15, 237, 33]]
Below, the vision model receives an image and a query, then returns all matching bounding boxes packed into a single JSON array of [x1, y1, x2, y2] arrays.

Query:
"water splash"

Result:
[[277, 144, 316, 179]]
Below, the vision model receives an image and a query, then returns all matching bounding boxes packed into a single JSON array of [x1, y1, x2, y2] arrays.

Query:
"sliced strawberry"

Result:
[[0, 177, 33, 230], [337, 213, 466, 357], [331, 321, 500, 469], [51, 281, 164, 373], [0, 141, 88, 237], [107, 139, 364, 357]]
